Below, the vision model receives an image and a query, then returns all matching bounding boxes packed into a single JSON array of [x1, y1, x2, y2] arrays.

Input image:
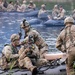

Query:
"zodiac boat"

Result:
[[44, 19, 64, 27]]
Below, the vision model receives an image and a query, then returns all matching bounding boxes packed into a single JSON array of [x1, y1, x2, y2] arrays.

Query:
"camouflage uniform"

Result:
[[20, 20, 48, 74], [19, 0, 27, 12], [38, 4, 47, 18], [27, 0, 36, 10], [19, 42, 47, 74], [7, 1, 15, 11], [52, 5, 59, 19], [0, 34, 20, 70], [57, 6, 66, 20], [1, 33, 38, 75], [56, 17, 75, 75], [21, 20, 48, 58], [1, 44, 19, 69]]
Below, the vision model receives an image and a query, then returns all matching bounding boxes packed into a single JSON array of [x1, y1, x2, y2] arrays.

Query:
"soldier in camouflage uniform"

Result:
[[38, 4, 47, 17], [56, 16, 75, 75], [20, 19, 48, 59], [19, 41, 47, 75], [27, 0, 36, 10], [1, 34, 20, 70], [19, 19, 48, 74], [1, 34, 38, 75]]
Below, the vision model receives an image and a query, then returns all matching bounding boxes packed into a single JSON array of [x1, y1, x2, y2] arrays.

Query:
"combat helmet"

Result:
[[30, 0, 33, 3], [64, 16, 74, 24], [41, 4, 46, 8], [21, 19, 30, 29], [23, 0, 26, 4], [10, 34, 20, 42]]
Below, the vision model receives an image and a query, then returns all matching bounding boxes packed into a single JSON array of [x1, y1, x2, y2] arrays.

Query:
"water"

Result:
[[0, 12, 63, 53]]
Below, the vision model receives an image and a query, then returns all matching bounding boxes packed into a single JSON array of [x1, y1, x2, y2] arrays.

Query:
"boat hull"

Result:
[[0, 65, 66, 75], [44, 19, 64, 27], [0, 53, 66, 75]]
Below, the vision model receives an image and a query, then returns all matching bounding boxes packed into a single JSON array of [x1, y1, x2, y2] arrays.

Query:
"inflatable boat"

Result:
[[25, 10, 39, 17], [0, 10, 66, 27], [0, 53, 66, 75], [24, 18, 65, 26], [44, 19, 64, 27], [28, 18, 41, 25], [0, 9, 39, 18], [38, 12, 49, 21]]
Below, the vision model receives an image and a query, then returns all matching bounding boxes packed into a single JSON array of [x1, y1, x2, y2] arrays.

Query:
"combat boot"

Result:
[[32, 67, 37, 75], [30, 66, 37, 75]]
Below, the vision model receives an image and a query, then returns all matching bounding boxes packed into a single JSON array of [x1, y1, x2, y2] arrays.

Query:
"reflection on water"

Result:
[[0, 12, 63, 53]]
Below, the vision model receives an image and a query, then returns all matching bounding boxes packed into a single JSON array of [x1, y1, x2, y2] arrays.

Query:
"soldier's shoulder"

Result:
[[58, 28, 65, 37], [3, 45, 11, 50], [2, 45, 11, 53], [31, 28, 39, 34]]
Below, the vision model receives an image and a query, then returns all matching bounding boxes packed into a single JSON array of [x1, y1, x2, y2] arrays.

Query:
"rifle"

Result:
[[19, 35, 36, 60], [26, 35, 37, 58], [18, 26, 22, 39]]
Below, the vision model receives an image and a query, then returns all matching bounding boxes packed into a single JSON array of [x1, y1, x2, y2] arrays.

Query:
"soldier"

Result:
[[1, 34, 20, 70], [19, 34, 48, 75], [38, 4, 51, 19], [7, 1, 15, 11], [38, 4, 47, 17], [27, 0, 36, 10], [56, 16, 75, 75], [17, 0, 27, 12], [57, 6, 66, 20], [18, 45, 38, 75], [1, 34, 38, 75], [20, 19, 48, 59], [52, 4, 59, 19]]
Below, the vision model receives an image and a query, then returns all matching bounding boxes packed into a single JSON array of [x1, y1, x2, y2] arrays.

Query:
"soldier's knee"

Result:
[[24, 57, 31, 61]]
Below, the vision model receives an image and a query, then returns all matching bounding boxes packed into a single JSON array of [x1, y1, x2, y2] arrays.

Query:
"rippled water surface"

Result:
[[0, 12, 64, 53]]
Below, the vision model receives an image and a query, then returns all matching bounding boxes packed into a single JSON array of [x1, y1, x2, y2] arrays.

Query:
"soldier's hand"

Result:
[[18, 32, 22, 39]]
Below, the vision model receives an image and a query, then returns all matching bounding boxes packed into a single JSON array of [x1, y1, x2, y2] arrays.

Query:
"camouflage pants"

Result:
[[0, 56, 18, 70], [0, 56, 8, 70], [66, 47, 75, 75], [18, 57, 48, 72], [19, 57, 36, 72]]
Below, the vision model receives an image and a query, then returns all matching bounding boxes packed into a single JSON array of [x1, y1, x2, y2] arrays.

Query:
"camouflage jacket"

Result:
[[56, 24, 75, 52]]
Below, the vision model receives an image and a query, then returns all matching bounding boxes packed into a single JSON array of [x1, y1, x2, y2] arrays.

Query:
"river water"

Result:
[[0, 12, 64, 53]]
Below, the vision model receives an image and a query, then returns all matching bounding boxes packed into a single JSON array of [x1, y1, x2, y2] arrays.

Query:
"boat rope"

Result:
[[37, 58, 61, 72]]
